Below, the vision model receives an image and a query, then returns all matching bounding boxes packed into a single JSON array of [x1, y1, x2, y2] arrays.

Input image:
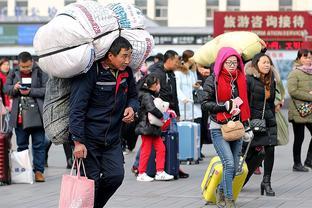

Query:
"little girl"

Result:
[[135, 73, 174, 182]]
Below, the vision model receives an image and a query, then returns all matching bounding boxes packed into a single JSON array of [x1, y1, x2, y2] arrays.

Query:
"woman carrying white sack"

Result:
[[175, 50, 202, 122]]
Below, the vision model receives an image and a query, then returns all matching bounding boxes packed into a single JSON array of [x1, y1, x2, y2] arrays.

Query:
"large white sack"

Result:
[[60, 1, 118, 38], [106, 2, 145, 29], [34, 0, 153, 78], [37, 43, 95, 78], [192, 31, 266, 66], [121, 29, 154, 70]]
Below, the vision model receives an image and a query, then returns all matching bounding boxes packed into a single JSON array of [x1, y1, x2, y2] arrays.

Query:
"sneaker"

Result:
[[137, 173, 154, 182], [35, 171, 45, 182], [155, 171, 174, 181]]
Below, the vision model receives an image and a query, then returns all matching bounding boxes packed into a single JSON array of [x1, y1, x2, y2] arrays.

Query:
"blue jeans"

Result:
[[15, 126, 45, 173], [211, 129, 242, 199]]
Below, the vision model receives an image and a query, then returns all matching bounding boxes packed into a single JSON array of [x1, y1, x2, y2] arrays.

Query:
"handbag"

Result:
[[59, 158, 94, 208], [20, 97, 43, 130], [293, 101, 312, 117], [221, 120, 245, 141], [10, 149, 34, 184], [250, 96, 266, 133]]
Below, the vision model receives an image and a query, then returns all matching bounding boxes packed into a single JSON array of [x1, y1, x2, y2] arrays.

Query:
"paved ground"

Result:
[[1, 110, 312, 208]]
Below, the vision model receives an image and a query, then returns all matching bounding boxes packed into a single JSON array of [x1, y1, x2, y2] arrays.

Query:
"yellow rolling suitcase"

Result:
[[201, 156, 248, 204], [201, 139, 252, 204]]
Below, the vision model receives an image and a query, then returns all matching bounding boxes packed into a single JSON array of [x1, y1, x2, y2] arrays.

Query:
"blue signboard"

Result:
[[18, 24, 41, 45]]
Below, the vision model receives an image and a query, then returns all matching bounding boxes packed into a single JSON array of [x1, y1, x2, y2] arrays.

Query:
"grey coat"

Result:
[[4, 64, 48, 128]]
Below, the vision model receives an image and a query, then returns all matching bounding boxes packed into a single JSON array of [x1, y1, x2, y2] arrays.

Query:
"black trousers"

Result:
[[243, 145, 275, 186], [83, 139, 124, 208], [292, 122, 312, 164]]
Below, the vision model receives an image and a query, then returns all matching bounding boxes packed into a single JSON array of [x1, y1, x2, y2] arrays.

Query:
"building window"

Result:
[[279, 0, 292, 11], [155, 0, 168, 26], [206, 0, 219, 23], [65, 0, 76, 6], [135, 0, 147, 15], [227, 0, 240, 11], [0, 0, 8, 16], [15, 0, 28, 16]]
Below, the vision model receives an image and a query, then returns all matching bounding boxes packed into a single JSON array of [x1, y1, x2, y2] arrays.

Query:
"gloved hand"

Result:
[[167, 109, 177, 118], [224, 99, 234, 112], [243, 127, 254, 142]]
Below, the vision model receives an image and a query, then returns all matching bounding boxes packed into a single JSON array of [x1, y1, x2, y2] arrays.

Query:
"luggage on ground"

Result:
[[0, 133, 12, 185], [201, 137, 253, 204], [146, 119, 179, 178], [177, 103, 200, 164]]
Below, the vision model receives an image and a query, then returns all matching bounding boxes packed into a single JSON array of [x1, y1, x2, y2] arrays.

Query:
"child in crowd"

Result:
[[135, 73, 174, 182]]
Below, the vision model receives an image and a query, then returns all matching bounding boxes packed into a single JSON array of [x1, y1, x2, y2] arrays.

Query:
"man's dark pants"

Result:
[[83, 139, 124, 208]]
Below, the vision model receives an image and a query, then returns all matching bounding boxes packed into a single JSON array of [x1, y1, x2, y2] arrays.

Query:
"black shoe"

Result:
[[200, 153, 205, 158], [293, 163, 309, 172], [304, 161, 312, 169], [179, 169, 189, 178]]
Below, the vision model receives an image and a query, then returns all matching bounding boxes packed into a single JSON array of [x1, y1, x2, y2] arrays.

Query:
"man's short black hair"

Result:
[[164, 50, 178, 63], [106, 36, 133, 57], [18, 51, 32, 63], [155, 53, 164, 61]]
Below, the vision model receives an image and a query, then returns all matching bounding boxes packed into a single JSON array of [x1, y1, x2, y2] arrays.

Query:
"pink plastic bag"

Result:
[[59, 158, 94, 208]]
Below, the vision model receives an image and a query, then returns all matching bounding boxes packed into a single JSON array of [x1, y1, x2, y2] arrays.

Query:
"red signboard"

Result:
[[214, 11, 312, 41]]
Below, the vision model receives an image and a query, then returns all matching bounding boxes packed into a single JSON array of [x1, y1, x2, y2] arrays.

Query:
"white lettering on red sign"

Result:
[[293, 15, 304, 28], [266, 15, 278, 28], [237, 16, 250, 28], [224, 16, 236, 28], [279, 15, 291, 28], [251, 16, 263, 28]]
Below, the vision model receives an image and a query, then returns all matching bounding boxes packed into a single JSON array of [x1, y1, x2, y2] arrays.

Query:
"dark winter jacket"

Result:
[[245, 66, 277, 147], [4, 64, 48, 128], [69, 62, 139, 145], [153, 65, 180, 117], [135, 86, 163, 137], [201, 74, 241, 124]]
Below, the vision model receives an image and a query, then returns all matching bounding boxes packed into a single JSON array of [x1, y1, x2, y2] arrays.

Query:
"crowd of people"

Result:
[[1, 42, 312, 207]]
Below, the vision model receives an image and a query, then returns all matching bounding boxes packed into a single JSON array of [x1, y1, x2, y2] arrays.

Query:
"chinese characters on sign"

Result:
[[214, 11, 312, 43]]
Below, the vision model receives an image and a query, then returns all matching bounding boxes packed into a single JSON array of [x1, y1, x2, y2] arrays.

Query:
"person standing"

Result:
[[153, 50, 189, 178], [0, 58, 12, 109], [287, 48, 312, 172], [201, 47, 252, 208], [69, 36, 139, 208], [245, 53, 278, 196], [4, 51, 48, 182], [135, 74, 174, 182]]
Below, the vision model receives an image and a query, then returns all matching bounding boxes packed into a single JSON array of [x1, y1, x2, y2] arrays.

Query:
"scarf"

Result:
[[296, 65, 312, 75], [216, 68, 250, 123]]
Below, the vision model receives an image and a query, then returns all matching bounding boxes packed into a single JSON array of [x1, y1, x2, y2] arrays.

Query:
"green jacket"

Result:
[[287, 64, 312, 123]]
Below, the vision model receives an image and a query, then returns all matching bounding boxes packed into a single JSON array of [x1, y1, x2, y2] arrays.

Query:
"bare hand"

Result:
[[193, 83, 201, 89], [275, 104, 281, 112], [73, 141, 87, 158], [122, 107, 134, 123], [14, 82, 20, 91]]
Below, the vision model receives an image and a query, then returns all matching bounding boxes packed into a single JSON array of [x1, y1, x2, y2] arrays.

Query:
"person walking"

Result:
[[287, 48, 312, 172], [201, 47, 252, 208], [245, 53, 278, 196], [69, 36, 139, 208], [4, 51, 48, 182]]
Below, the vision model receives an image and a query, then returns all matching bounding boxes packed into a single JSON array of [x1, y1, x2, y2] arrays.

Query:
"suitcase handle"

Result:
[[183, 102, 195, 121], [236, 136, 253, 174]]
